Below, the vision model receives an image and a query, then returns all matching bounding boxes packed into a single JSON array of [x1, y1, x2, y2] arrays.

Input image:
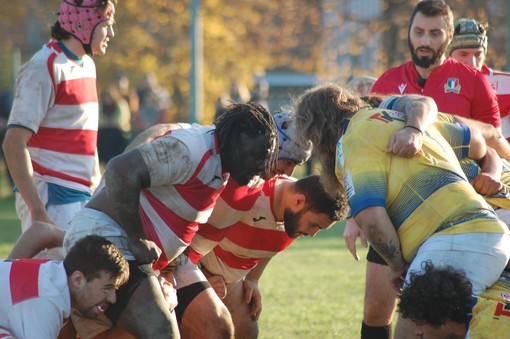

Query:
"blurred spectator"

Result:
[[98, 87, 131, 165], [133, 73, 171, 132], [0, 89, 14, 188], [214, 80, 251, 121], [115, 70, 139, 121], [251, 80, 270, 111], [346, 76, 377, 97]]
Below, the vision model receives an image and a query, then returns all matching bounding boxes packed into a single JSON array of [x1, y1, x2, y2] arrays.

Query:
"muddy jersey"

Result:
[[136, 126, 228, 270]]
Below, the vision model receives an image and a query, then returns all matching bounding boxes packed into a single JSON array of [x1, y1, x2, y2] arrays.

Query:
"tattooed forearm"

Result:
[[372, 239, 402, 261], [392, 95, 438, 131]]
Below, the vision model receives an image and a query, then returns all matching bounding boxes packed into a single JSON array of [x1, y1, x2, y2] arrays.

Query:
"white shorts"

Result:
[[406, 232, 510, 295], [63, 208, 135, 260], [15, 182, 88, 232], [495, 208, 510, 228], [174, 254, 208, 289]]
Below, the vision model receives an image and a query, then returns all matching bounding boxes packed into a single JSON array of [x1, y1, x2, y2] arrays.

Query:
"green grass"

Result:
[[258, 220, 368, 339], [0, 198, 368, 338], [0, 196, 21, 258]]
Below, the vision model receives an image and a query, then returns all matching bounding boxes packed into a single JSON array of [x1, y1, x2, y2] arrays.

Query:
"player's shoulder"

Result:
[[484, 65, 510, 78], [442, 58, 487, 82], [378, 61, 412, 77]]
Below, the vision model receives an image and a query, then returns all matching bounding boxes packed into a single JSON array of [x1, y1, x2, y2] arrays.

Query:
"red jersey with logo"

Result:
[[371, 58, 500, 127], [0, 259, 70, 339], [482, 65, 510, 142]]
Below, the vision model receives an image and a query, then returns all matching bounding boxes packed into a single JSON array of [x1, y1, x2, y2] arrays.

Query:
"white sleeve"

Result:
[[8, 60, 54, 133], [137, 136, 194, 187], [8, 299, 64, 339]]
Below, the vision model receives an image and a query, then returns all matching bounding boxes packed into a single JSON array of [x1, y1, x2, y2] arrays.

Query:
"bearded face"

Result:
[[408, 12, 451, 69]]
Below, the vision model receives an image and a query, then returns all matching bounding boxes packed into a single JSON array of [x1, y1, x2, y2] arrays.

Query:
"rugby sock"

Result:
[[361, 322, 391, 339]]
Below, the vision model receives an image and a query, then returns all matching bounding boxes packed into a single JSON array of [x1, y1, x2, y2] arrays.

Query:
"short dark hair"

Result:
[[398, 261, 472, 326], [215, 102, 278, 179], [409, 0, 454, 36], [64, 235, 129, 286], [294, 175, 343, 222]]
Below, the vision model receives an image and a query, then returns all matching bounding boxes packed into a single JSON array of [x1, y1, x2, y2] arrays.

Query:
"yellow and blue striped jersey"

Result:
[[336, 108, 506, 262]]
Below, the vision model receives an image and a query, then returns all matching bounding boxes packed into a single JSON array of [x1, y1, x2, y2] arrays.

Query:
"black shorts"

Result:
[[175, 281, 211, 322], [105, 260, 157, 324], [366, 245, 388, 266]]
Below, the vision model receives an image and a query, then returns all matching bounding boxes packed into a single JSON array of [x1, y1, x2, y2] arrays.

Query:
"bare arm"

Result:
[[387, 95, 438, 157], [2, 127, 52, 224], [343, 217, 367, 261], [391, 95, 438, 131], [8, 222, 65, 259], [246, 257, 271, 282], [103, 149, 160, 264], [451, 115, 510, 162], [470, 146, 503, 195], [354, 206, 406, 291], [244, 257, 272, 320]]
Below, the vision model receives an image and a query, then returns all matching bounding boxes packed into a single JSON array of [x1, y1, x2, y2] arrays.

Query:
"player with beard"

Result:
[[371, 0, 500, 131], [364, 1, 503, 338], [182, 175, 342, 338]]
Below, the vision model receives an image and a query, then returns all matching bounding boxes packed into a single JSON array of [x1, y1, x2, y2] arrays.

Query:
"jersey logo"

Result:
[[368, 111, 406, 124], [444, 78, 461, 94], [253, 216, 266, 222], [398, 83, 407, 94], [501, 293, 510, 303]]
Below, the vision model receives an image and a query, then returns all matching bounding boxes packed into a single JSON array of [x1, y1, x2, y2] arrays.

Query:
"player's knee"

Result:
[[215, 306, 235, 339], [234, 316, 258, 339], [363, 296, 396, 325]]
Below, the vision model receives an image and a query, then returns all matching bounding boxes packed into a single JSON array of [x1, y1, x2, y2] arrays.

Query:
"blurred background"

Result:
[[0, 0, 509, 128]]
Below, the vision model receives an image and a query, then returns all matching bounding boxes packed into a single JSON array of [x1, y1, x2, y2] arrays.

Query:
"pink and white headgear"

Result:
[[273, 110, 313, 164], [58, 0, 115, 54]]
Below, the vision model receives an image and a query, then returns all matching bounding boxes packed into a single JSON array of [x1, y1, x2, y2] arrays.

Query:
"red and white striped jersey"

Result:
[[136, 126, 229, 270], [8, 40, 100, 193], [0, 259, 70, 339], [482, 65, 510, 143], [187, 177, 265, 263], [198, 176, 295, 283]]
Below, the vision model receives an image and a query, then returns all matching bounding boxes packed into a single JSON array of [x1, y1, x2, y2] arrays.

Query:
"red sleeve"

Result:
[[472, 72, 501, 127]]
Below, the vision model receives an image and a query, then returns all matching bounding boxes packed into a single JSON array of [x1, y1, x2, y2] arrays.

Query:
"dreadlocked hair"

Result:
[[215, 102, 278, 178]]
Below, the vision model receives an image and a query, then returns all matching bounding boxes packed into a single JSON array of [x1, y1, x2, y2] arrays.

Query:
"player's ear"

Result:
[[70, 271, 86, 289], [295, 193, 306, 210]]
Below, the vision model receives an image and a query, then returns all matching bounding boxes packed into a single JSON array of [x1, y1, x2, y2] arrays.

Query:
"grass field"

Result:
[[0, 195, 369, 338]]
